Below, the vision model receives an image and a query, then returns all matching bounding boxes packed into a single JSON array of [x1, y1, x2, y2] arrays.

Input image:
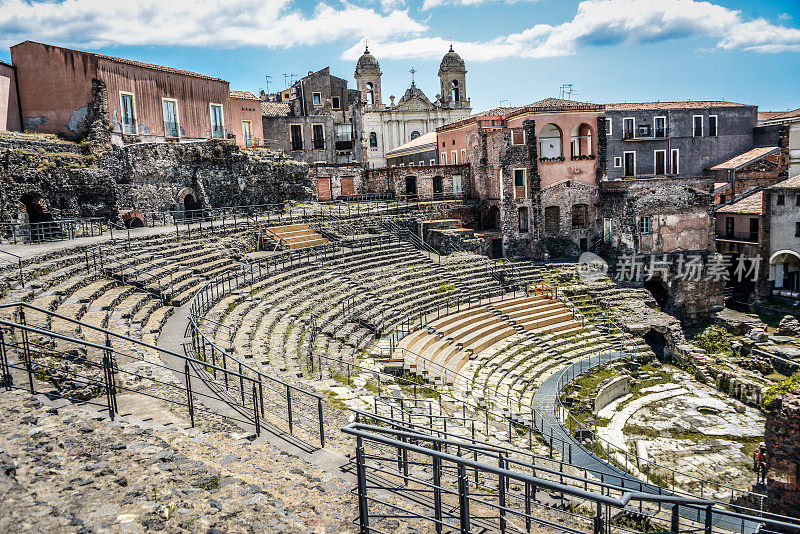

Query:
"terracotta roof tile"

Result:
[[769, 175, 800, 189], [716, 190, 763, 215], [761, 108, 800, 121], [261, 101, 291, 117], [709, 146, 780, 171], [386, 131, 437, 156], [230, 90, 259, 101]]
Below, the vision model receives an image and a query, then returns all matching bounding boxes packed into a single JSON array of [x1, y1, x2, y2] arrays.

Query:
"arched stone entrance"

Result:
[[177, 187, 200, 220], [770, 250, 800, 294]]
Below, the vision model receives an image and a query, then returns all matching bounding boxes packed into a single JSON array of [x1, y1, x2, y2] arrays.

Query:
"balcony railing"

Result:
[[717, 231, 759, 243]]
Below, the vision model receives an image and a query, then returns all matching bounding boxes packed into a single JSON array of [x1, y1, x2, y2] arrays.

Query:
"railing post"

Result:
[[498, 454, 507, 533], [252, 383, 260, 437], [0, 330, 10, 390], [433, 442, 443, 534], [671, 505, 680, 534], [185, 361, 195, 427], [593, 501, 603, 534], [317, 397, 325, 448], [103, 355, 115, 421], [20, 308, 33, 392], [458, 463, 470, 534], [704, 505, 713, 534], [355, 435, 370, 534], [286, 384, 294, 434]]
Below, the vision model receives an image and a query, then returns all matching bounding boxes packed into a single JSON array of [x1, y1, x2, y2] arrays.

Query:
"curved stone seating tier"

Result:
[[263, 223, 329, 249]]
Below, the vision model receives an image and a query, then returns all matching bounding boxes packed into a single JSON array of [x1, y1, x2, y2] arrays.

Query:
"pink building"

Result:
[[8, 41, 255, 147], [0, 60, 21, 132]]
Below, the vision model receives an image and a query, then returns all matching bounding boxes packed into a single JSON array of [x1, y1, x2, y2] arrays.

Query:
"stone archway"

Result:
[[177, 187, 200, 219], [644, 329, 667, 358], [770, 250, 800, 294], [644, 278, 670, 309]]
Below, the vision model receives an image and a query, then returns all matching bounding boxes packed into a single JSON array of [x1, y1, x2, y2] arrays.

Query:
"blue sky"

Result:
[[1, 0, 799, 112]]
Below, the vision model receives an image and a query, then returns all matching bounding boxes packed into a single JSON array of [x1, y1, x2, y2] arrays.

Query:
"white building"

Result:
[[355, 45, 472, 168]]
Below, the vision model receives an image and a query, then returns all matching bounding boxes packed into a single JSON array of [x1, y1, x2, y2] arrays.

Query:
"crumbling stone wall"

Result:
[[363, 164, 471, 199], [311, 163, 366, 200], [0, 134, 310, 221], [765, 387, 800, 518]]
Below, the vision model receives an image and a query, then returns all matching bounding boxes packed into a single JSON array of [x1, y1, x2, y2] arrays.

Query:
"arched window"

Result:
[[365, 82, 374, 106], [570, 123, 593, 157], [410, 131, 421, 141], [539, 124, 562, 159], [369, 132, 378, 148], [451, 80, 460, 102]]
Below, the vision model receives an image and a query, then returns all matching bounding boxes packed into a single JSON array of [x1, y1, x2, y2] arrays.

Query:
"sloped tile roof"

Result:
[[230, 90, 259, 101], [769, 175, 800, 189], [261, 101, 291, 117], [709, 146, 780, 171], [717, 190, 763, 215], [385, 131, 437, 156]]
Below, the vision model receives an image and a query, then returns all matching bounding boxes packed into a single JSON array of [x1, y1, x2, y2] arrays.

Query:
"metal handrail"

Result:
[[343, 422, 800, 534], [0, 248, 24, 288]]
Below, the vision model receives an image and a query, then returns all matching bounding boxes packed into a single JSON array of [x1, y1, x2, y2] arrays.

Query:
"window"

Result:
[[365, 83, 374, 106], [430, 159, 436, 166], [441, 153, 447, 165], [623, 151, 636, 177], [539, 123, 562, 158], [749, 218, 759, 241], [408, 162, 414, 166], [334, 123, 352, 143], [332, 96, 341, 110], [544, 206, 560, 232], [613, 157, 622, 168], [451, 79, 460, 102], [639, 216, 652, 235], [241, 120, 252, 147], [623, 118, 635, 139], [796, 194, 800, 206], [312, 92, 321, 106], [512, 130, 525, 145], [410, 131, 421, 141], [605, 119, 612, 136], [161, 98, 179, 138], [796, 222, 800, 237], [432, 176, 444, 198], [210, 103, 224, 139], [452, 174, 462, 196], [654, 150, 666, 175], [518, 207, 529, 233], [312, 124, 324, 149], [720, 195, 727, 203], [693, 115, 703, 137], [290, 125, 303, 151], [670, 149, 680, 175], [654, 116, 666, 138], [709, 115, 718, 137], [419, 161, 424, 166], [777, 194, 785, 205], [725, 217, 734, 238], [120, 92, 137, 134], [460, 149, 466, 163], [451, 150, 457, 164], [514, 168, 525, 187], [369, 132, 378, 148], [572, 204, 587, 229]]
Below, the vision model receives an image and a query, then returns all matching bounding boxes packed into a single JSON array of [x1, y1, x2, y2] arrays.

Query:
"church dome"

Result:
[[355, 46, 381, 76], [438, 45, 466, 75]]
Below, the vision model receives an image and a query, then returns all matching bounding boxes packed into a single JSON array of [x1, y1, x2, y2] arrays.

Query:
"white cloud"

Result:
[[0, 0, 427, 49], [421, 0, 538, 10], [778, 13, 792, 22], [352, 0, 800, 61]]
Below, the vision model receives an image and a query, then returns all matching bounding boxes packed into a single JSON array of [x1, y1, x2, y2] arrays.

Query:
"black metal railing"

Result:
[[0, 302, 286, 441], [343, 421, 800, 534], [0, 218, 105, 244], [0, 249, 24, 289]]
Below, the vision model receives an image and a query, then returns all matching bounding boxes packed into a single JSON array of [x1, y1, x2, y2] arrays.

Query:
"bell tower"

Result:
[[354, 45, 383, 109], [438, 45, 468, 109]]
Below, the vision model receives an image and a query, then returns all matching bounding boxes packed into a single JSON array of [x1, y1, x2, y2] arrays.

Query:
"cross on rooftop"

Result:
[[410, 67, 416, 84]]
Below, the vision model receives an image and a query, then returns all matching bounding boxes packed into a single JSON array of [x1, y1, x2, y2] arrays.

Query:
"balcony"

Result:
[[716, 230, 759, 243], [335, 140, 354, 151]]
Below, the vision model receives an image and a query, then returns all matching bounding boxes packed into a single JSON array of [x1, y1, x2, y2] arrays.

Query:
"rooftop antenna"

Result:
[[410, 67, 416, 85], [365, 37, 369, 53], [282, 73, 289, 89], [559, 83, 577, 100], [290, 73, 298, 86], [264, 74, 273, 94]]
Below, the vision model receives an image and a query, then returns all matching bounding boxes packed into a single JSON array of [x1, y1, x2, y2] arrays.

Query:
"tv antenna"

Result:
[[559, 84, 577, 100], [264, 75, 273, 94]]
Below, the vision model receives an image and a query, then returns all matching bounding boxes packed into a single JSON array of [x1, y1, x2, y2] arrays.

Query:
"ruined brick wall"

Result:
[[311, 163, 366, 200], [765, 388, 800, 519], [362, 164, 471, 198], [599, 177, 716, 256]]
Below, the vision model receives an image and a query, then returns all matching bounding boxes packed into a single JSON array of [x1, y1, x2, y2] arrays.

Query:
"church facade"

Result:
[[355, 46, 472, 168]]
